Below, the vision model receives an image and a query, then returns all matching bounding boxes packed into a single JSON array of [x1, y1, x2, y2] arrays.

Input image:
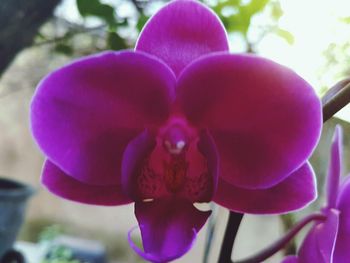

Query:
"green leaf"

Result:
[[54, 43, 73, 55], [76, 0, 117, 28], [36, 31, 47, 40], [39, 225, 62, 242], [212, 0, 240, 13], [275, 28, 294, 45], [244, 0, 270, 16], [107, 32, 127, 50], [216, 0, 271, 37], [271, 1, 283, 20], [117, 18, 129, 27], [136, 14, 150, 32], [340, 16, 350, 24], [225, 13, 250, 35]]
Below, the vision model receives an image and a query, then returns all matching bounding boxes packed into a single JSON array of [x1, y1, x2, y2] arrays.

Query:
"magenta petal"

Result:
[[281, 256, 298, 263], [213, 162, 317, 214], [131, 198, 211, 262], [326, 125, 343, 208], [194, 130, 219, 202], [334, 177, 350, 262], [298, 209, 339, 263], [121, 130, 156, 201], [136, 0, 229, 76], [42, 160, 132, 206], [31, 51, 175, 185], [177, 53, 322, 189]]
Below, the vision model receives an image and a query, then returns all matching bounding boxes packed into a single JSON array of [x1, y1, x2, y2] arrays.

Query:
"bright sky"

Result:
[[258, 0, 350, 89], [56, 0, 350, 120], [257, 0, 350, 120]]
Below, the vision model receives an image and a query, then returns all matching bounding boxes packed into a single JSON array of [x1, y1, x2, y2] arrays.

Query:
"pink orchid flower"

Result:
[[283, 126, 350, 263], [30, 0, 322, 262]]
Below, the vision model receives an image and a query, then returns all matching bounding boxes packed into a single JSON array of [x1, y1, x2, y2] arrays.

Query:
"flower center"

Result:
[[161, 124, 190, 193], [136, 119, 212, 202], [162, 124, 188, 155], [163, 154, 188, 193]]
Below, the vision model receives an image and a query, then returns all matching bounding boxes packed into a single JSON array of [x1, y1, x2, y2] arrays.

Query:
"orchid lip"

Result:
[[162, 152, 188, 193]]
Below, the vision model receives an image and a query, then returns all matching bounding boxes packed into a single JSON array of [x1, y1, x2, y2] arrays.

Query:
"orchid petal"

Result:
[[194, 130, 219, 202], [177, 130, 219, 202], [42, 160, 132, 206], [177, 53, 321, 189], [281, 256, 298, 263], [298, 209, 339, 263], [31, 51, 175, 186], [213, 162, 317, 214], [326, 125, 342, 208], [334, 176, 350, 262], [130, 198, 210, 262], [136, 0, 229, 76], [121, 130, 158, 201]]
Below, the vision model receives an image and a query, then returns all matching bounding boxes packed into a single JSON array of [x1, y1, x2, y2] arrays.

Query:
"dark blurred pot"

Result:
[[0, 177, 34, 259]]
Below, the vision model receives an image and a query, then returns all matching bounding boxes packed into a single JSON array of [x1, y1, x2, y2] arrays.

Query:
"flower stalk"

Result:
[[233, 213, 325, 263], [218, 212, 244, 263], [322, 78, 350, 122]]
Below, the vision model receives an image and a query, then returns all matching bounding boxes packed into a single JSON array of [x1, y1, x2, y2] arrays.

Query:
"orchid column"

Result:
[[30, 0, 322, 262]]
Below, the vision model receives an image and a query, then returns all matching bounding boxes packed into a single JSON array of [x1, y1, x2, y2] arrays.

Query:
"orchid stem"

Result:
[[203, 204, 218, 263], [218, 212, 243, 263], [322, 78, 350, 122], [280, 214, 297, 255], [233, 213, 326, 263]]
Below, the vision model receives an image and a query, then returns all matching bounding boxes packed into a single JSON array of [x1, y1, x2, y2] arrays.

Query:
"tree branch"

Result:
[[0, 0, 62, 77], [33, 25, 106, 47]]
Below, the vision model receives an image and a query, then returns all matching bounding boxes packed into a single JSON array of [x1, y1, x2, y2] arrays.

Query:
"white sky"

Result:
[[258, 0, 350, 88], [258, 0, 350, 120]]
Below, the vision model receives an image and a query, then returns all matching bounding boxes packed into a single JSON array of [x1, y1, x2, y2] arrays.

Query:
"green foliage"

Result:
[[321, 41, 350, 84], [76, 0, 117, 29], [274, 28, 294, 44], [340, 16, 350, 24], [39, 225, 78, 263], [244, 0, 270, 15], [36, 0, 296, 57], [211, 0, 295, 50], [107, 32, 127, 50], [136, 14, 150, 33], [212, 0, 240, 13], [41, 245, 79, 263], [54, 43, 74, 56], [211, 0, 270, 36], [270, 1, 283, 20], [38, 225, 62, 242]]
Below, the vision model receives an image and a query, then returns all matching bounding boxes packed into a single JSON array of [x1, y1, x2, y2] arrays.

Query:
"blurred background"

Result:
[[0, 0, 350, 262]]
